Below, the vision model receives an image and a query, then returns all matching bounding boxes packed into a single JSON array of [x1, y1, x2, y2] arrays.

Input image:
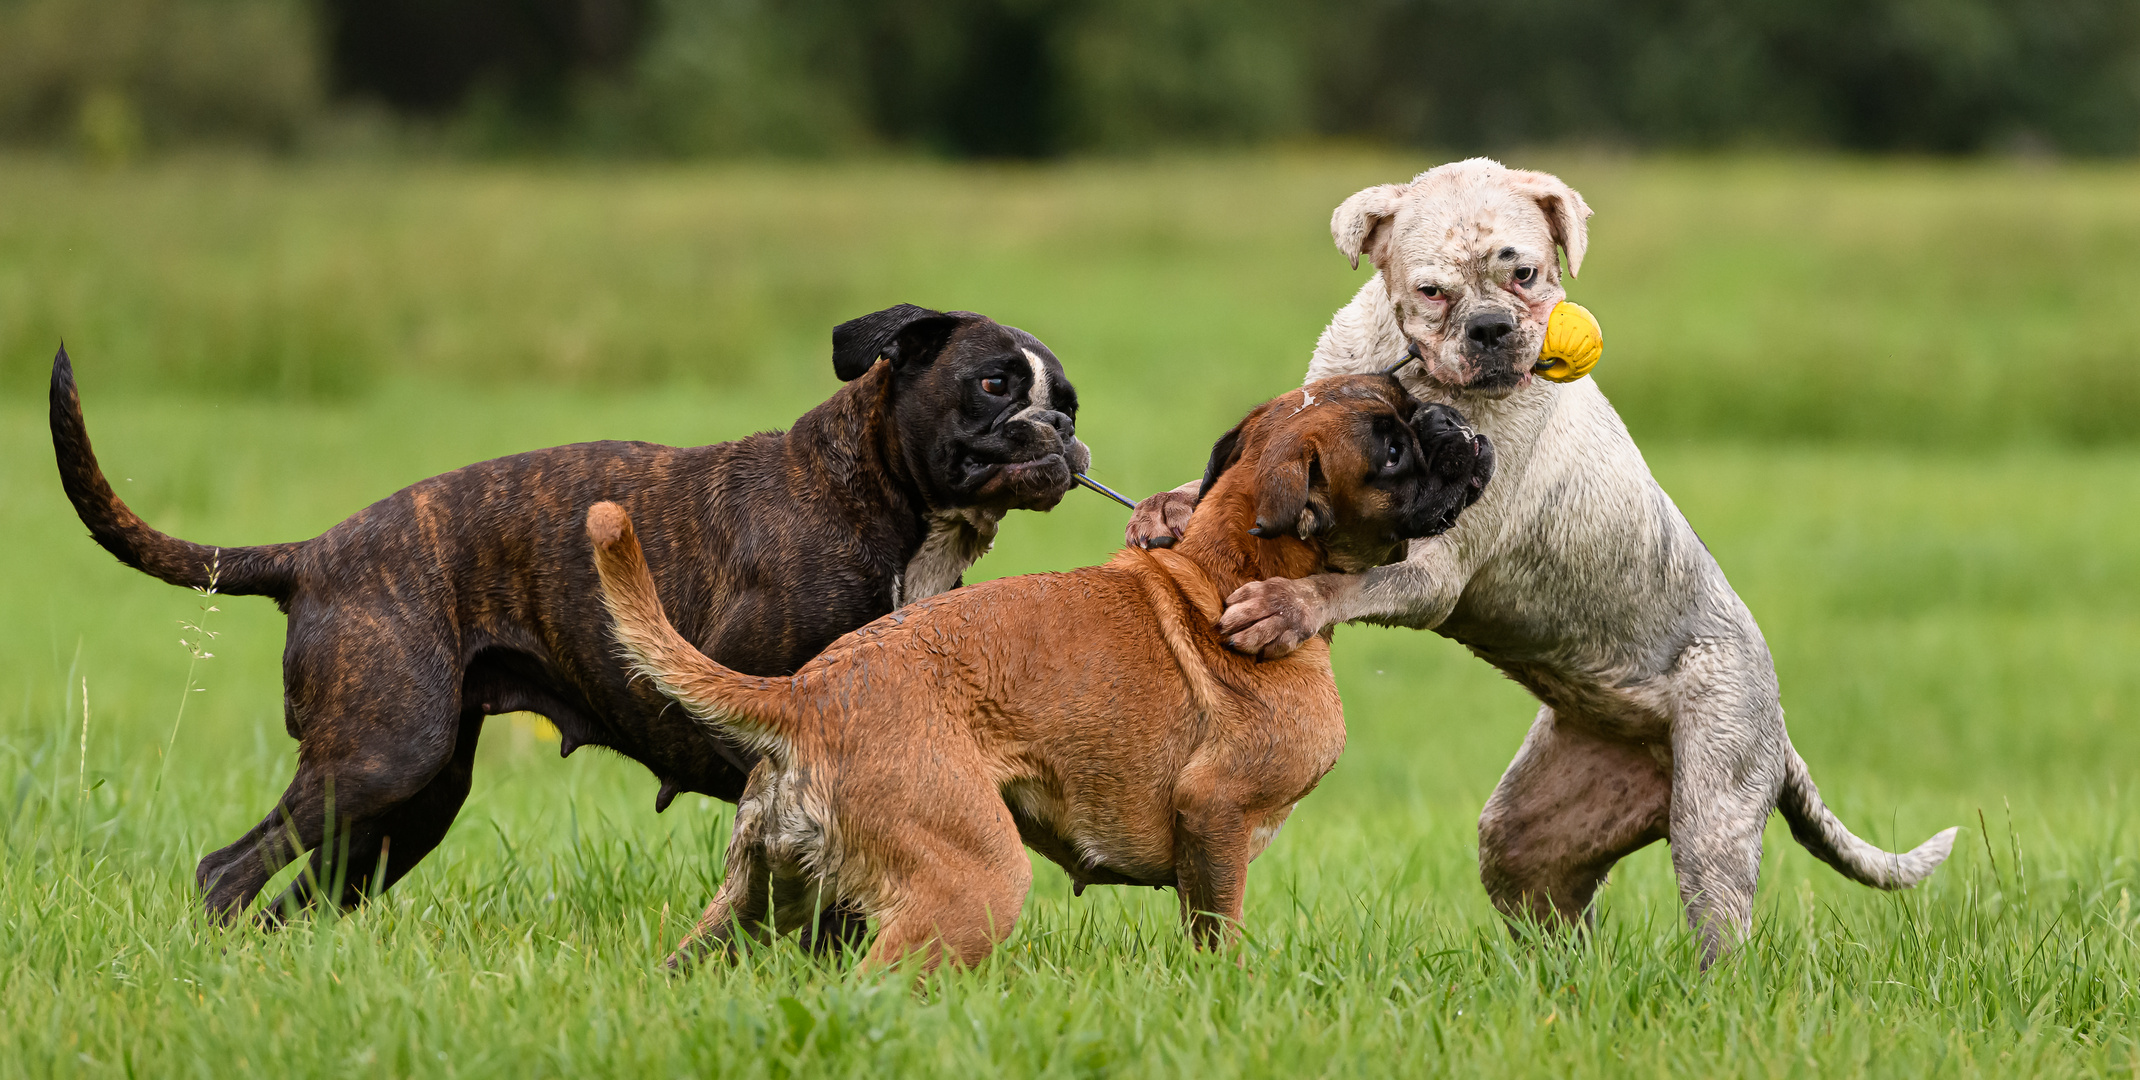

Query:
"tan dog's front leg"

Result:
[[1173, 793, 1251, 948], [1220, 540, 1465, 659], [1125, 481, 1199, 549]]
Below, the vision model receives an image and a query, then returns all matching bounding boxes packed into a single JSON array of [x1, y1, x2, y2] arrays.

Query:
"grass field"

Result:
[[3, 153, 2138, 1076]]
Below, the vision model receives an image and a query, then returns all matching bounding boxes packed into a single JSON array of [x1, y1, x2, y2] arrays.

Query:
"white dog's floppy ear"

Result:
[[1332, 184, 1409, 271], [1505, 170, 1593, 278]]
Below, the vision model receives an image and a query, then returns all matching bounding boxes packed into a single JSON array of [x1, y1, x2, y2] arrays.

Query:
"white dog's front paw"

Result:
[[1218, 578, 1324, 660]]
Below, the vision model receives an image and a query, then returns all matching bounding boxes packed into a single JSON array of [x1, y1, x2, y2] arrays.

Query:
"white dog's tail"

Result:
[[1777, 742, 1957, 889]]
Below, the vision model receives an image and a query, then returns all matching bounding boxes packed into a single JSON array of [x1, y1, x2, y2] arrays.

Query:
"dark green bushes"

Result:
[[0, 0, 321, 159], [3, 0, 2136, 157]]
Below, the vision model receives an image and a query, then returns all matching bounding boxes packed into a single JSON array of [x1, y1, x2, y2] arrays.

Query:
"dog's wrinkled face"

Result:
[[1201, 375, 1494, 572], [833, 305, 1090, 513], [1332, 158, 1593, 398]]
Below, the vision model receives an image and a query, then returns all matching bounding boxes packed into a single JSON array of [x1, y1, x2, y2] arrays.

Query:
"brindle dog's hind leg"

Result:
[[1478, 706, 1672, 935], [261, 708, 486, 916], [801, 904, 871, 958], [197, 619, 467, 924], [196, 758, 331, 923]]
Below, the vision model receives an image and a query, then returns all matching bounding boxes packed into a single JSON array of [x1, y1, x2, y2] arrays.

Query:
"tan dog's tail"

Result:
[[586, 501, 799, 756], [50, 346, 302, 600], [1778, 741, 1957, 889]]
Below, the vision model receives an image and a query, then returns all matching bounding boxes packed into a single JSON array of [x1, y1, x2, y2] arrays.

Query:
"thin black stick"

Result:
[[1074, 473, 1139, 510]]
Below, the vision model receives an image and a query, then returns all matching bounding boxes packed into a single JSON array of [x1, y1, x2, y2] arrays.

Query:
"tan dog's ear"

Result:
[[1249, 432, 1332, 540], [1332, 184, 1409, 271], [1506, 170, 1593, 278], [1197, 420, 1248, 502]]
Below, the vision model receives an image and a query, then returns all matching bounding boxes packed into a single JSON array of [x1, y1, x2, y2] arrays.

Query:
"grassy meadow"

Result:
[[2, 153, 2138, 1076]]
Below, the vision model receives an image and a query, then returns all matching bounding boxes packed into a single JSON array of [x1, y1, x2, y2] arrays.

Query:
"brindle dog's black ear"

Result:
[[1248, 434, 1332, 540], [831, 304, 966, 381]]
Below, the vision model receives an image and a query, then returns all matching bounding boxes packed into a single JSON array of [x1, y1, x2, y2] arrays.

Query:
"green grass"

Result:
[[3, 154, 2139, 1076]]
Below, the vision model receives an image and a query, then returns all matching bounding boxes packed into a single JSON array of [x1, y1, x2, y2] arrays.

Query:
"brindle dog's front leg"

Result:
[[1172, 791, 1251, 948]]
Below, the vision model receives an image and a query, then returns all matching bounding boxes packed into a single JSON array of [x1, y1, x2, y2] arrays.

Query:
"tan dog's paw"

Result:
[[1126, 487, 1197, 549], [1219, 578, 1326, 659]]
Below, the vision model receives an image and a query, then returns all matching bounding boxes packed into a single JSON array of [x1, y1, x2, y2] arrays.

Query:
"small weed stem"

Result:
[[152, 553, 220, 804]]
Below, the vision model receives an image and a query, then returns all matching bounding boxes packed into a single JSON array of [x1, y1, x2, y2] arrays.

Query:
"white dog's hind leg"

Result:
[[1478, 706, 1672, 933], [1667, 697, 1787, 968]]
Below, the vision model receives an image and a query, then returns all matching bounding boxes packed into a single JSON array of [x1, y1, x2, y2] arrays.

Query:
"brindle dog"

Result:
[[49, 304, 1088, 926]]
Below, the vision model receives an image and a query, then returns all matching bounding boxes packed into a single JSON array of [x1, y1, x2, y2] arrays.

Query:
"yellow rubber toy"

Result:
[[1533, 301, 1603, 383]]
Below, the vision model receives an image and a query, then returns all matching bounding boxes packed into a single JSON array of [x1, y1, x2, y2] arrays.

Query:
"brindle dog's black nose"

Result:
[[1028, 409, 1074, 442], [1465, 313, 1516, 348]]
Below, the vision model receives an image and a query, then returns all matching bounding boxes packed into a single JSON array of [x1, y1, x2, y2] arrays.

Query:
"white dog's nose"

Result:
[[1464, 312, 1517, 348]]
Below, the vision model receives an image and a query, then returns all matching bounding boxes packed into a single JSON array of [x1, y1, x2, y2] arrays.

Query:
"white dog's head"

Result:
[[1333, 158, 1592, 398]]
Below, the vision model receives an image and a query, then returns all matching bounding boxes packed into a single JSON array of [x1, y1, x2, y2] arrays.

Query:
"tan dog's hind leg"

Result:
[[861, 819, 1031, 975], [666, 843, 774, 969], [1478, 707, 1671, 933], [666, 769, 791, 970]]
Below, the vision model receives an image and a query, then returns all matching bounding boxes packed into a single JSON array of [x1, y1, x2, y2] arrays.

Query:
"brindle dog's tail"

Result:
[[586, 502, 801, 756], [1778, 740, 1957, 889], [50, 347, 301, 600]]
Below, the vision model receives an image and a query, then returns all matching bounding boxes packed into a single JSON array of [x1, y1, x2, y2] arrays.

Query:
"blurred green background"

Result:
[[7, 153, 2139, 445]]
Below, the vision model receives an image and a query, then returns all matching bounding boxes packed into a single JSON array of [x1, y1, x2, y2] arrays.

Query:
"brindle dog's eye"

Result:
[[980, 376, 1008, 396], [1513, 267, 1536, 284]]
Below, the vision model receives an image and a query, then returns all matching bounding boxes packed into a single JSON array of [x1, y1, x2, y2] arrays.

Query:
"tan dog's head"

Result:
[[1333, 158, 1592, 397], [1196, 375, 1493, 573]]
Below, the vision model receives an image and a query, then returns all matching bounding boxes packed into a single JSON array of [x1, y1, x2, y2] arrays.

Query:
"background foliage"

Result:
[[5, 154, 2135, 447], [3, 0, 2139, 158]]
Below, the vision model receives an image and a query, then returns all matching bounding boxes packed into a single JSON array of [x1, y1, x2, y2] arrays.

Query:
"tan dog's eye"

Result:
[[1418, 285, 1444, 300], [1384, 441, 1405, 470], [980, 376, 1008, 396], [1513, 267, 1537, 285]]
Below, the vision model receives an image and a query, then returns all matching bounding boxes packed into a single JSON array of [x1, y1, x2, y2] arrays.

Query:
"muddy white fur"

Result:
[[1178, 158, 1956, 965]]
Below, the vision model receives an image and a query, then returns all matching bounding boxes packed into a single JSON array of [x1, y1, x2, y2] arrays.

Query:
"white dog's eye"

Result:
[[1418, 285, 1444, 300], [980, 376, 1008, 396], [1513, 267, 1537, 285]]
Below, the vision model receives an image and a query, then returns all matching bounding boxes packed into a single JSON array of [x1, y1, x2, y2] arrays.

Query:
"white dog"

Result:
[[1129, 158, 1955, 963]]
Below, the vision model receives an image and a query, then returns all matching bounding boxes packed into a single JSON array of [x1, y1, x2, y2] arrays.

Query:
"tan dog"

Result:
[[585, 375, 1494, 971]]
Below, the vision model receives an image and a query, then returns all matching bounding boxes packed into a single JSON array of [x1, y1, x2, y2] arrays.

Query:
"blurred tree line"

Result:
[[2, 0, 2136, 158]]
